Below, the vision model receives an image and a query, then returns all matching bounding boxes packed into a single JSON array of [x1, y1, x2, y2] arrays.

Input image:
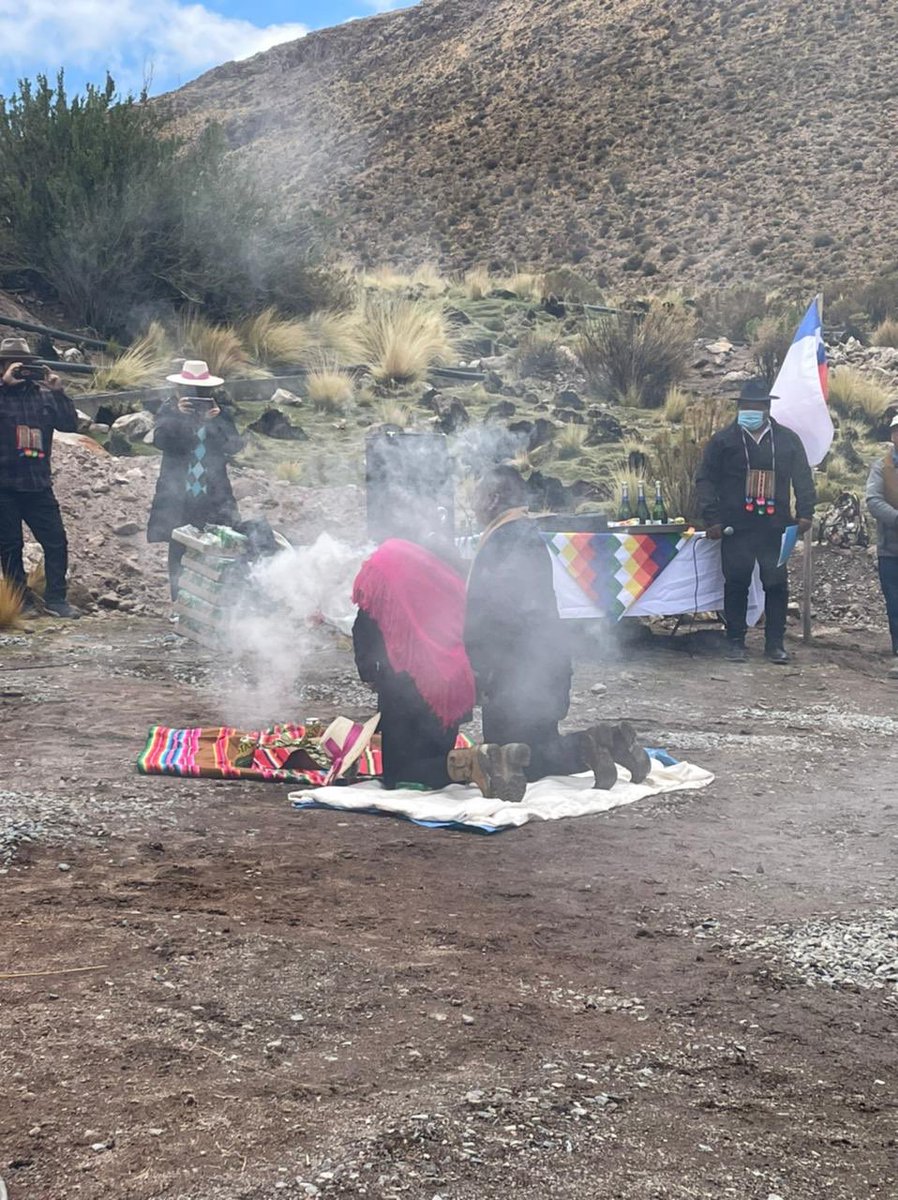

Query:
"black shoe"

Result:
[[578, 726, 619, 791], [610, 720, 652, 784], [44, 599, 82, 619], [765, 645, 790, 664], [725, 640, 746, 663]]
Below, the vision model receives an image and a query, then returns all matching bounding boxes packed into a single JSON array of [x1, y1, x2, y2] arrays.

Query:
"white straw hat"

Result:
[[166, 359, 224, 387]]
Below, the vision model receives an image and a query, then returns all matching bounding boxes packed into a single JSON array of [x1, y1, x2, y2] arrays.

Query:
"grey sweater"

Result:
[[865, 456, 898, 557]]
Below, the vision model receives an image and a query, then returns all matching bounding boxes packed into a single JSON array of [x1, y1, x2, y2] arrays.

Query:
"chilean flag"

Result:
[[770, 295, 833, 466]]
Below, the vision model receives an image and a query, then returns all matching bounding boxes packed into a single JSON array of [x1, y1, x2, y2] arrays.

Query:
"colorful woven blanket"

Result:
[[138, 723, 471, 786], [545, 531, 686, 619]]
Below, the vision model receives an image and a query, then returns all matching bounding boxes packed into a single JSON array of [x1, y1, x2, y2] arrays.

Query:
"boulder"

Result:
[[556, 388, 584, 411], [111, 410, 155, 441], [247, 408, 308, 441], [433, 396, 469, 434], [585, 411, 625, 445], [706, 338, 734, 355], [484, 400, 517, 421], [113, 522, 141, 537], [76, 409, 92, 433], [271, 387, 302, 407]]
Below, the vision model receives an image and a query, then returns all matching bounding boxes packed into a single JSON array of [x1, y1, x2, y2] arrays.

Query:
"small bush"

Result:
[[540, 267, 604, 304], [648, 398, 730, 522], [828, 367, 889, 426], [240, 308, 309, 367], [0, 577, 24, 628], [663, 385, 691, 423], [356, 296, 455, 385], [872, 317, 898, 348], [306, 361, 354, 412], [697, 286, 769, 342], [752, 313, 797, 386], [513, 328, 564, 379], [579, 306, 695, 408]]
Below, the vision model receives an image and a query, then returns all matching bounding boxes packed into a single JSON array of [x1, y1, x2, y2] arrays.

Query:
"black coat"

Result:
[[147, 400, 244, 543], [695, 418, 816, 532], [464, 516, 572, 724]]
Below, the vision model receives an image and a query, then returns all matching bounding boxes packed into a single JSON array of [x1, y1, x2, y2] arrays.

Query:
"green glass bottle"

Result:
[[651, 479, 668, 524], [617, 483, 633, 521], [635, 480, 651, 523]]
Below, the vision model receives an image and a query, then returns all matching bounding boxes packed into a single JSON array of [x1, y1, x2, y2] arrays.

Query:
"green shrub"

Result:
[[579, 306, 695, 408]]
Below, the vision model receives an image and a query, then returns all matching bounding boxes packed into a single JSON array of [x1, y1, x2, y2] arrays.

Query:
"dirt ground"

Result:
[[1, 609, 897, 1200]]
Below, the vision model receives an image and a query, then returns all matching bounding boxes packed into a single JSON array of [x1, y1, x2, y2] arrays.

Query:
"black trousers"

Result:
[[482, 708, 585, 782], [877, 556, 898, 654], [378, 675, 459, 790], [721, 524, 788, 646], [0, 486, 68, 603]]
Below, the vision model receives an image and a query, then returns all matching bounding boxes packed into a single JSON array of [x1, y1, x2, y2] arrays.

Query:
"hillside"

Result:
[[166, 0, 898, 291]]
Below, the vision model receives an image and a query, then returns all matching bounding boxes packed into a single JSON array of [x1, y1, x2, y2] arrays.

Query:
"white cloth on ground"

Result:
[[290, 759, 714, 833]]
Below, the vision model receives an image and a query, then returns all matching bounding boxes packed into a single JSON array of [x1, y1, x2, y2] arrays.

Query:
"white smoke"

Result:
[[214, 533, 368, 727]]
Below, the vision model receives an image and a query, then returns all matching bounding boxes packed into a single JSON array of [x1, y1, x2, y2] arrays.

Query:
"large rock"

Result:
[[248, 407, 308, 441], [111, 410, 155, 440]]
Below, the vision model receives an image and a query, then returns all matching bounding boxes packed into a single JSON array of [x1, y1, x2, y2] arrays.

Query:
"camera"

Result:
[[15, 363, 48, 382]]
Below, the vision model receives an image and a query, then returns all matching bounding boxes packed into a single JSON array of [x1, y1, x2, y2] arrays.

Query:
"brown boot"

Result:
[[610, 720, 651, 784], [577, 725, 618, 790], [447, 744, 531, 803]]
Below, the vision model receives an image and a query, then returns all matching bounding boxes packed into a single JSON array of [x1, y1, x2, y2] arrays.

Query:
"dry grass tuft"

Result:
[[304, 310, 364, 367], [356, 296, 455, 385], [663, 385, 691, 423], [373, 399, 414, 428], [177, 313, 264, 379], [89, 323, 170, 391], [239, 308, 309, 367], [648, 397, 730, 522], [275, 462, 302, 483], [828, 367, 889, 425], [555, 423, 589, 459], [463, 267, 493, 300], [872, 317, 898, 348], [306, 359, 354, 412], [505, 271, 546, 301], [0, 576, 24, 628]]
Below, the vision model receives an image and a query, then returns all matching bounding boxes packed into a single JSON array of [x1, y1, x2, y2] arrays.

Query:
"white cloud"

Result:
[[0, 0, 308, 91]]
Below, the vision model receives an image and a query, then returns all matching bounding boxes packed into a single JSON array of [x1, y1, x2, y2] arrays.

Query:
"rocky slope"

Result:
[[166, 0, 898, 290]]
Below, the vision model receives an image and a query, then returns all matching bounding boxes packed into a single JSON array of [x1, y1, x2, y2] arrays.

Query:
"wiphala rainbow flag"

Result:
[[546, 531, 683, 619]]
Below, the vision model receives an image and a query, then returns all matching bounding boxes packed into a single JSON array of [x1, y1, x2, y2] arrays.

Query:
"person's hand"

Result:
[[797, 517, 813, 535], [705, 524, 724, 540], [2, 362, 23, 386], [202, 404, 221, 420], [45, 371, 63, 392], [177, 397, 198, 415]]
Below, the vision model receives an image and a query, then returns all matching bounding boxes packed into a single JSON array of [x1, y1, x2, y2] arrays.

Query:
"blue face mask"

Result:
[[737, 409, 767, 431]]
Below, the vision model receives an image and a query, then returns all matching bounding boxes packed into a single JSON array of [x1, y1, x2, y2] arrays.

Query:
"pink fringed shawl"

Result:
[[353, 539, 476, 728]]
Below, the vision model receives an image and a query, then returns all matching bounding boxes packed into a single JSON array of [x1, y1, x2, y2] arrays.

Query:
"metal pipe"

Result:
[[0, 313, 109, 350]]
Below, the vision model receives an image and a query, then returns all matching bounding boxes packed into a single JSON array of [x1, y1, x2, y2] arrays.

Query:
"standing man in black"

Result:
[[0, 336, 81, 617], [696, 378, 815, 663]]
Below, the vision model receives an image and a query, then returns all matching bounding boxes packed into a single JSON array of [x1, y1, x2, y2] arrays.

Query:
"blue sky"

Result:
[[0, 1, 419, 98]]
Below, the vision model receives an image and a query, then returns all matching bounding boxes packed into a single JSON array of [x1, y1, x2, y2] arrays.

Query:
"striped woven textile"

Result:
[[138, 724, 471, 785]]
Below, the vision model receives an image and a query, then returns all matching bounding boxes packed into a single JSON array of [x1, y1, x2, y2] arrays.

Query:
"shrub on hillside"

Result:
[[648, 398, 730, 522], [752, 313, 798, 386], [0, 72, 334, 336], [697, 286, 768, 342], [578, 306, 695, 408], [513, 328, 565, 379]]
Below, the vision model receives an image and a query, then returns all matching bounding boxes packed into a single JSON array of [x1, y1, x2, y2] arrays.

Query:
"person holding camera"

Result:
[[0, 335, 81, 618], [147, 360, 244, 600]]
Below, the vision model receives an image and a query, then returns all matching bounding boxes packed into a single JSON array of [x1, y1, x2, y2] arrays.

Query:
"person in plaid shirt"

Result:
[[0, 336, 80, 618]]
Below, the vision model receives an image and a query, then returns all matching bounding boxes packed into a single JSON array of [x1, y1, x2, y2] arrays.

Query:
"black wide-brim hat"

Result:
[[738, 376, 777, 404]]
